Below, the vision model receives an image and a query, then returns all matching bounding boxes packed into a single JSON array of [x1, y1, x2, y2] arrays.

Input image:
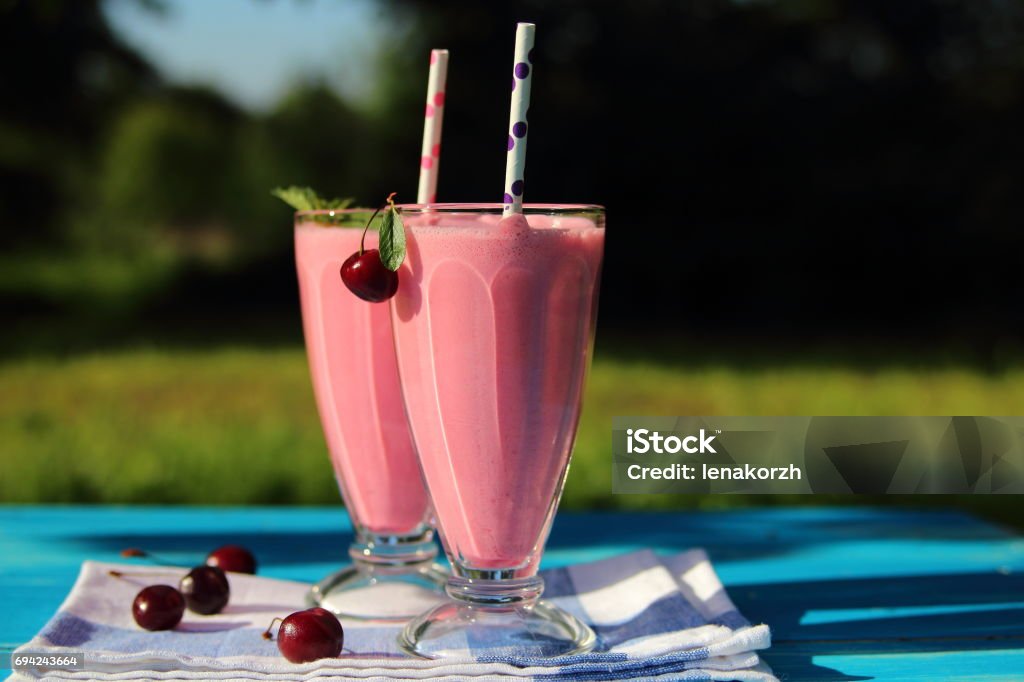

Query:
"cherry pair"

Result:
[[123, 545, 256, 631], [131, 564, 229, 631]]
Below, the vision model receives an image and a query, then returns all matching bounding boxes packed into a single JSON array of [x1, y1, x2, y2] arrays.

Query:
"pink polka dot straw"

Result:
[[418, 49, 449, 204], [503, 23, 535, 218]]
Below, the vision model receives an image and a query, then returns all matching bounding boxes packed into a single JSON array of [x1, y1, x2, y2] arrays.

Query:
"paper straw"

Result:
[[502, 22, 535, 217], [417, 49, 449, 204]]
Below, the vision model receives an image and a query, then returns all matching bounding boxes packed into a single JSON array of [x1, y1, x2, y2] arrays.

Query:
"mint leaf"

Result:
[[271, 186, 354, 211], [271, 186, 318, 211], [320, 196, 354, 210], [378, 204, 406, 271]]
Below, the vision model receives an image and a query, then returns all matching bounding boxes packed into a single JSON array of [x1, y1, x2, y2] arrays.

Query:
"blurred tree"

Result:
[[85, 84, 305, 266], [377, 0, 1024, 349], [82, 82, 380, 264], [2, 0, 1024, 354], [0, 1, 390, 310], [0, 0, 158, 248], [263, 84, 379, 204], [87, 88, 244, 257]]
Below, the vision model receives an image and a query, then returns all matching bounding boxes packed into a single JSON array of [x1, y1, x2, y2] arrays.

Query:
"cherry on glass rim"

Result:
[[340, 249, 398, 302]]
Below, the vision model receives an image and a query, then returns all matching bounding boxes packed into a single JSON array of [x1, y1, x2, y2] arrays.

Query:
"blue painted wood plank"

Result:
[[764, 643, 1024, 681], [0, 506, 1021, 681], [729, 569, 1024, 642]]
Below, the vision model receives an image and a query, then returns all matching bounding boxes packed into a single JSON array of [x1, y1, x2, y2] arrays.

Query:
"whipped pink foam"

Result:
[[295, 224, 430, 535], [391, 212, 604, 573]]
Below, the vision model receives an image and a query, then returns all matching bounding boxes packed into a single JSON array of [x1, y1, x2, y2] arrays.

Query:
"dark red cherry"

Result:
[[305, 607, 344, 639], [206, 545, 257, 575], [132, 585, 185, 631], [340, 249, 398, 302], [275, 608, 344, 663], [179, 565, 230, 615]]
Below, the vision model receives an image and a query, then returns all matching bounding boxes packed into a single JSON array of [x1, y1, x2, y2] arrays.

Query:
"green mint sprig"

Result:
[[271, 186, 354, 212]]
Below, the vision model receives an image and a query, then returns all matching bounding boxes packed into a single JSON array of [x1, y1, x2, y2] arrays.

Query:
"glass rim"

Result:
[[295, 203, 606, 216], [395, 203, 605, 214], [294, 207, 375, 218]]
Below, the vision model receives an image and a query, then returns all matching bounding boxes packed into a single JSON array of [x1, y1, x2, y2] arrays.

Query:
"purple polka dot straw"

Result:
[[503, 22, 535, 217]]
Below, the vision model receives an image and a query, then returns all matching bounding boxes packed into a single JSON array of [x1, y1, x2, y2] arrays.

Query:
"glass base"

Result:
[[398, 575, 596, 659], [306, 529, 448, 621]]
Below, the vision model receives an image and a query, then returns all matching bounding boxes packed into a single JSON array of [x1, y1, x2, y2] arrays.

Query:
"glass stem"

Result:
[[445, 574, 544, 608], [349, 528, 438, 573]]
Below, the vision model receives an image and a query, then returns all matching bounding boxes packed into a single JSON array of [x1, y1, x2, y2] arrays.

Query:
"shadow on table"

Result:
[[546, 508, 1014, 560], [759, 652, 873, 682], [61, 507, 1013, 570], [739, 570, 1024, 681], [63, 529, 356, 572], [736, 571, 1024, 640]]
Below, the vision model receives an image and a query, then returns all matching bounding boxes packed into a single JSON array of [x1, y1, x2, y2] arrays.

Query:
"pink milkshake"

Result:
[[296, 222, 427, 533], [398, 22, 599, 660], [391, 205, 604, 577], [294, 210, 446, 619]]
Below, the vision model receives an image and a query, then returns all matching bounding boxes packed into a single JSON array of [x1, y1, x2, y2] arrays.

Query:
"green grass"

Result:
[[2, 347, 1023, 525], [0, 348, 332, 504]]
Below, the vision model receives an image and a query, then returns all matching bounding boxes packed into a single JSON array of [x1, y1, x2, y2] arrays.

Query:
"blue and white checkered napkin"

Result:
[[9, 550, 775, 681]]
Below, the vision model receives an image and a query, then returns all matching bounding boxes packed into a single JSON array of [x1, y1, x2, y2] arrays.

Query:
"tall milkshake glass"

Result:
[[391, 204, 605, 657], [294, 209, 446, 620]]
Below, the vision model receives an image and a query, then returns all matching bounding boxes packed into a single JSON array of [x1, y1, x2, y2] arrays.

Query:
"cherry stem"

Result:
[[108, 569, 181, 578], [358, 192, 398, 255], [121, 548, 182, 567], [120, 548, 184, 568], [262, 617, 284, 640]]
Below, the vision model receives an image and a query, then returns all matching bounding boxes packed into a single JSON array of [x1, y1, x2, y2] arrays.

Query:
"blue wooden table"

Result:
[[1, 506, 1021, 680]]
